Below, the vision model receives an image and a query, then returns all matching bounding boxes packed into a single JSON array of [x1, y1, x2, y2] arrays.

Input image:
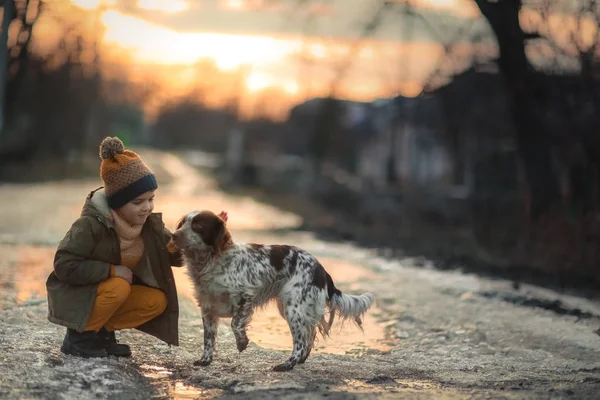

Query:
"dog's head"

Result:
[[170, 210, 232, 257]]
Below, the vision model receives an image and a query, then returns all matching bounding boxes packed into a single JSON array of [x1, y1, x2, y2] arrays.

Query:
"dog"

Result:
[[169, 210, 375, 371]]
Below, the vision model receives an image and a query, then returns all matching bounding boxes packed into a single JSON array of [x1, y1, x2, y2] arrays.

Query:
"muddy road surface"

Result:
[[1, 149, 599, 399]]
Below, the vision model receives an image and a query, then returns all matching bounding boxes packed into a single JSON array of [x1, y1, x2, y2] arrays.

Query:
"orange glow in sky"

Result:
[[70, 0, 187, 12], [100, 10, 302, 68], [222, 0, 247, 10], [394, 0, 480, 18], [64, 0, 481, 119], [70, 0, 116, 10]]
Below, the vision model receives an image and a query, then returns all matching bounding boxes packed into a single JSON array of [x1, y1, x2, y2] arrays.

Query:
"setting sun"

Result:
[[246, 72, 272, 93], [392, 0, 480, 17], [100, 10, 301, 66], [70, 0, 116, 10]]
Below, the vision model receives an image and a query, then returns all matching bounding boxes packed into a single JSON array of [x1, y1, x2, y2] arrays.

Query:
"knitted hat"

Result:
[[99, 137, 158, 209]]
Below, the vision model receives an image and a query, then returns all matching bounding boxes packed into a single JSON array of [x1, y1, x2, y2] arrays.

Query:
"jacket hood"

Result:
[[81, 187, 164, 230], [82, 188, 111, 220]]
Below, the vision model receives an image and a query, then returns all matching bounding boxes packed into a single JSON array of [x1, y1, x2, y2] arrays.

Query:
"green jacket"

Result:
[[46, 188, 184, 345]]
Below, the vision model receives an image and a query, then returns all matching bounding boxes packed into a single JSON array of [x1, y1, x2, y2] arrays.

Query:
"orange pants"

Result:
[[84, 277, 167, 332]]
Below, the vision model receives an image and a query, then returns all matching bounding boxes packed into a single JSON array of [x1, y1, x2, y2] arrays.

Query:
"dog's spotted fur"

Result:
[[171, 210, 375, 371]]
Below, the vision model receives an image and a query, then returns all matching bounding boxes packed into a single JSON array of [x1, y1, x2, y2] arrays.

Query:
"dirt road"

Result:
[[0, 149, 599, 399]]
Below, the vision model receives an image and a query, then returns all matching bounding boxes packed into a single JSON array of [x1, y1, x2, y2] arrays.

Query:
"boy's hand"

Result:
[[218, 211, 228, 223], [114, 265, 133, 284]]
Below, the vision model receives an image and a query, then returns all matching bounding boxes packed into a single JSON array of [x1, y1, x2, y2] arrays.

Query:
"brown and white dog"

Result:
[[170, 210, 374, 371]]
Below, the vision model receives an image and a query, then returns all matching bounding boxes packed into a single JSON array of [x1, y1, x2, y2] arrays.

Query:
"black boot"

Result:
[[61, 329, 108, 358], [97, 328, 132, 357]]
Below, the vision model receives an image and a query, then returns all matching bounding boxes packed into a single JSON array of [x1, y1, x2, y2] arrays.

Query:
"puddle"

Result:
[[174, 256, 397, 356], [168, 380, 223, 399], [140, 364, 223, 399], [0, 245, 53, 308]]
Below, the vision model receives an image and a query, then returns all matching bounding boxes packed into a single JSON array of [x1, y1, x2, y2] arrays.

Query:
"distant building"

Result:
[[357, 67, 519, 219]]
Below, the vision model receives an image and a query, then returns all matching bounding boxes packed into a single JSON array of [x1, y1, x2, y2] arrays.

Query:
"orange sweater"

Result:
[[109, 209, 145, 275]]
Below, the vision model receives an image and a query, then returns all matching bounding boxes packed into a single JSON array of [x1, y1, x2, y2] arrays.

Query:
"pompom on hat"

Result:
[[99, 137, 158, 209]]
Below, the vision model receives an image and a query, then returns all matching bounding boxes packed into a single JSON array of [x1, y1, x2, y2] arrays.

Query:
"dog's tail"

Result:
[[322, 270, 375, 334], [329, 291, 375, 329]]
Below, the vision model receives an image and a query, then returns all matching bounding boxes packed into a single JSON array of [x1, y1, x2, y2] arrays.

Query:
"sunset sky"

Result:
[[33, 1, 494, 118], [26, 0, 591, 119]]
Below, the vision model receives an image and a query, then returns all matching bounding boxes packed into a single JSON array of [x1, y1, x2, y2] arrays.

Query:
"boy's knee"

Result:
[[148, 290, 168, 315], [99, 278, 131, 305]]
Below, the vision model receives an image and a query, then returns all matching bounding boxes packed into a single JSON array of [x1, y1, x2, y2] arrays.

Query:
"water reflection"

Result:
[[140, 364, 223, 399], [0, 245, 53, 308]]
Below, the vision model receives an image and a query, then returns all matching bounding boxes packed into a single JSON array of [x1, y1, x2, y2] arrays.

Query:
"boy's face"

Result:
[[116, 190, 156, 226]]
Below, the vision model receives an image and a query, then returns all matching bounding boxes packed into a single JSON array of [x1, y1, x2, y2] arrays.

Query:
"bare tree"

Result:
[[4, 0, 43, 126], [472, 0, 567, 220], [0, 0, 15, 141]]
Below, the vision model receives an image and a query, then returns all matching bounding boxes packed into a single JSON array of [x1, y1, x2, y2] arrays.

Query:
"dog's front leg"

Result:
[[231, 298, 253, 353], [194, 312, 219, 367]]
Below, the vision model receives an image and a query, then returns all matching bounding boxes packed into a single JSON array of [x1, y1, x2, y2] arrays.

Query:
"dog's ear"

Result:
[[211, 214, 233, 257], [212, 217, 227, 257], [192, 212, 230, 256], [175, 216, 185, 231]]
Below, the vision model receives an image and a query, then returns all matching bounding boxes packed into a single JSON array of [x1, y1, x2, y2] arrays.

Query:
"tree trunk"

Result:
[[0, 0, 15, 142], [4, 0, 40, 132], [474, 0, 561, 219], [310, 97, 337, 166]]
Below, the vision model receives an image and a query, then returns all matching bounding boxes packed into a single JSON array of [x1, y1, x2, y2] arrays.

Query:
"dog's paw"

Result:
[[193, 358, 212, 367], [272, 362, 294, 372], [236, 337, 249, 353]]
